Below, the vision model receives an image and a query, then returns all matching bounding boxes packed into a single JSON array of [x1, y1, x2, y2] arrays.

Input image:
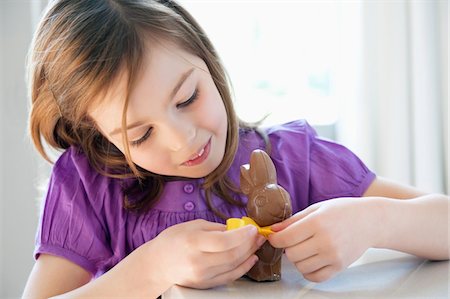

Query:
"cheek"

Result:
[[198, 87, 228, 134], [129, 146, 171, 174]]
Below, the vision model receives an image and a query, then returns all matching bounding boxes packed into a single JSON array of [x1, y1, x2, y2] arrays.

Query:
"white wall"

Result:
[[0, 1, 43, 297]]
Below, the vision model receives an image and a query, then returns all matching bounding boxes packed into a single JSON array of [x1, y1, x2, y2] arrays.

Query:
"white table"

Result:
[[163, 249, 449, 298]]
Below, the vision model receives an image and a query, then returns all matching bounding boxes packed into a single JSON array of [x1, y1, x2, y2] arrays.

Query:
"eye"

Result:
[[130, 127, 153, 147], [176, 88, 200, 109]]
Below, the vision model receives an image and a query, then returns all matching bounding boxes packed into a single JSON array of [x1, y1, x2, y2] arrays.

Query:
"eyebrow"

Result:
[[109, 67, 195, 136]]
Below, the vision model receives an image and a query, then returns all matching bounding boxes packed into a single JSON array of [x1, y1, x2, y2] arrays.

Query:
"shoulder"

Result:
[[238, 119, 316, 147], [265, 119, 312, 132], [48, 146, 121, 213], [233, 119, 317, 187], [52, 146, 113, 190], [53, 146, 97, 180], [236, 119, 317, 162], [263, 119, 318, 161], [264, 119, 317, 140]]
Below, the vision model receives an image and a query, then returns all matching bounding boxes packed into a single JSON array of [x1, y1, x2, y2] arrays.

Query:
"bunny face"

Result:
[[240, 150, 292, 227], [246, 184, 292, 227]]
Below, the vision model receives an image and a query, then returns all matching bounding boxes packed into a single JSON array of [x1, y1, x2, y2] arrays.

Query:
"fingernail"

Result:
[[257, 236, 266, 246], [271, 223, 281, 231], [247, 225, 257, 236]]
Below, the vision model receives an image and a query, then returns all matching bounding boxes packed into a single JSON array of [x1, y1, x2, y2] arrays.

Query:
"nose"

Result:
[[163, 120, 196, 152]]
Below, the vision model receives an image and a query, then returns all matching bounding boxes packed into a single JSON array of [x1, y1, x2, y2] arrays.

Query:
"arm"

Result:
[[22, 249, 171, 299], [363, 177, 449, 260], [23, 220, 265, 298], [268, 176, 449, 282], [22, 254, 91, 299]]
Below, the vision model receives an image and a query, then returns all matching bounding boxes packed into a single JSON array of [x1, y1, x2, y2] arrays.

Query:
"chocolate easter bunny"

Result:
[[240, 149, 292, 281]]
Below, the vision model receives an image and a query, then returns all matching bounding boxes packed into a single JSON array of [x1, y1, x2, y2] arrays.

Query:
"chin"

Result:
[[190, 158, 223, 178], [189, 164, 219, 178]]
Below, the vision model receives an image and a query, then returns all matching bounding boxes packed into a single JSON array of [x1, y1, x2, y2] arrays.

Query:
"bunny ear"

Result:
[[250, 149, 277, 185], [240, 164, 253, 195]]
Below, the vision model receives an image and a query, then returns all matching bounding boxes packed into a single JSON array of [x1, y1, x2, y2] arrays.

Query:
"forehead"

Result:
[[89, 41, 206, 132]]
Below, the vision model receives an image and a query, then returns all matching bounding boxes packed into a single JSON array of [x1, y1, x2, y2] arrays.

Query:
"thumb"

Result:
[[271, 204, 320, 232]]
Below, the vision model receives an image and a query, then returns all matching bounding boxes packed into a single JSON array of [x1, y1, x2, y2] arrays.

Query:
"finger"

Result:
[[268, 218, 315, 249], [303, 265, 337, 283], [283, 238, 318, 263], [204, 254, 259, 288], [294, 254, 330, 275], [271, 204, 320, 232], [198, 224, 259, 252], [190, 219, 226, 231], [200, 220, 227, 232], [205, 234, 266, 276]]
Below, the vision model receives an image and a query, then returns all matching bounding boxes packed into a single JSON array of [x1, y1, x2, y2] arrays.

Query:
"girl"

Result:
[[23, 1, 449, 298]]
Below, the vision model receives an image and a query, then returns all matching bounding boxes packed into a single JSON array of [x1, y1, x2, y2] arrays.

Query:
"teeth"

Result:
[[189, 147, 205, 162]]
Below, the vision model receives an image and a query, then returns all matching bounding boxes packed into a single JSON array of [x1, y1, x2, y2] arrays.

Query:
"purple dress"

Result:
[[34, 120, 376, 277]]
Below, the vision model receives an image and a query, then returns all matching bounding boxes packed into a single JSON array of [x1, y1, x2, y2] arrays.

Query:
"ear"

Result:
[[250, 149, 277, 186], [240, 164, 252, 195]]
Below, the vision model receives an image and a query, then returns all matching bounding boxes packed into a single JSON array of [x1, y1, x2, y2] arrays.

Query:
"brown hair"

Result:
[[28, 0, 268, 217]]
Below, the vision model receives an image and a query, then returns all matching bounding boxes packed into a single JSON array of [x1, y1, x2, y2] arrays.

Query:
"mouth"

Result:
[[182, 137, 212, 167]]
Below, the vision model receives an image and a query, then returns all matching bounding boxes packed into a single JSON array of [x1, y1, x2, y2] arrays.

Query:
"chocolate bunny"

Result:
[[240, 149, 292, 281]]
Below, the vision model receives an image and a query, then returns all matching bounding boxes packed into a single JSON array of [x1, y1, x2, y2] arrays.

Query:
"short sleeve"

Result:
[[306, 123, 376, 203], [34, 150, 113, 277], [266, 120, 376, 212]]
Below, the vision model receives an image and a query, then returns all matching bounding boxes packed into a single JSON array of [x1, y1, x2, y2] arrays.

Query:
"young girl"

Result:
[[22, 1, 449, 298]]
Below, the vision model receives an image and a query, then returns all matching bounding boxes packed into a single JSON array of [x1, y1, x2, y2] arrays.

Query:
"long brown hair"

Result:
[[28, 0, 267, 217]]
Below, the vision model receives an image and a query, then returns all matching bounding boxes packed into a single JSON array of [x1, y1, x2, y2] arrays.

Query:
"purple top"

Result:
[[34, 120, 376, 277]]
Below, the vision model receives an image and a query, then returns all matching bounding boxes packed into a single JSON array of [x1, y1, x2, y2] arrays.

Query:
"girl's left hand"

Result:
[[268, 197, 379, 282]]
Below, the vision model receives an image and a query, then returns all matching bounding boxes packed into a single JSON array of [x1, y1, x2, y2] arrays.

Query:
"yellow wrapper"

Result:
[[226, 216, 273, 238]]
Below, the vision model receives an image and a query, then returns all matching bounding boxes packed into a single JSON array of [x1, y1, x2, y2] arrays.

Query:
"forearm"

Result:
[[372, 194, 450, 260], [51, 243, 172, 299]]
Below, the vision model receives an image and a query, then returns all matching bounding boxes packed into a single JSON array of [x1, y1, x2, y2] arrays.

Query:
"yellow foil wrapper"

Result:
[[226, 216, 273, 238]]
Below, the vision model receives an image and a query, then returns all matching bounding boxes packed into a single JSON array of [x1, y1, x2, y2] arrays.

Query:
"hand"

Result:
[[268, 197, 378, 282], [151, 219, 266, 289]]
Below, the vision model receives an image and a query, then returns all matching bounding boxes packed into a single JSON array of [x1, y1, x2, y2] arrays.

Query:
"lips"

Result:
[[182, 138, 211, 167]]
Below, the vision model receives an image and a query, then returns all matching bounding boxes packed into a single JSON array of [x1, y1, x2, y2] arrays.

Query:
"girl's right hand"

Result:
[[149, 219, 265, 289]]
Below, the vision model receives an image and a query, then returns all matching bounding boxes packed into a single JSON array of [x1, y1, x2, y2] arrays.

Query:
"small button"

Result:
[[183, 183, 194, 194], [184, 201, 195, 211]]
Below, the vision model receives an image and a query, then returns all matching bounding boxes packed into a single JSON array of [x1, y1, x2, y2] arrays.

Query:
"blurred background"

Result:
[[0, 0, 448, 297]]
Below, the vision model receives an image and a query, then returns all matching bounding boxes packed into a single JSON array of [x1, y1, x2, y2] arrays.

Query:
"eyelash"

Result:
[[130, 88, 200, 147]]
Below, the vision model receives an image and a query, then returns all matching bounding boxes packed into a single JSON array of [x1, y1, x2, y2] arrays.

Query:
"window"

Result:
[[181, 1, 361, 139]]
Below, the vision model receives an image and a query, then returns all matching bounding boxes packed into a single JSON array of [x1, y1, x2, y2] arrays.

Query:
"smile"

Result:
[[182, 138, 211, 167]]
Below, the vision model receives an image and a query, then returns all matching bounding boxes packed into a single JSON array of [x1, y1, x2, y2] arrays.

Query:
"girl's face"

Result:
[[90, 42, 228, 178]]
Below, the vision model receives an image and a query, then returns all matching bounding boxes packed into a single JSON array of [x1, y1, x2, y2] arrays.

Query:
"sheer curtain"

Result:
[[337, 0, 448, 194]]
